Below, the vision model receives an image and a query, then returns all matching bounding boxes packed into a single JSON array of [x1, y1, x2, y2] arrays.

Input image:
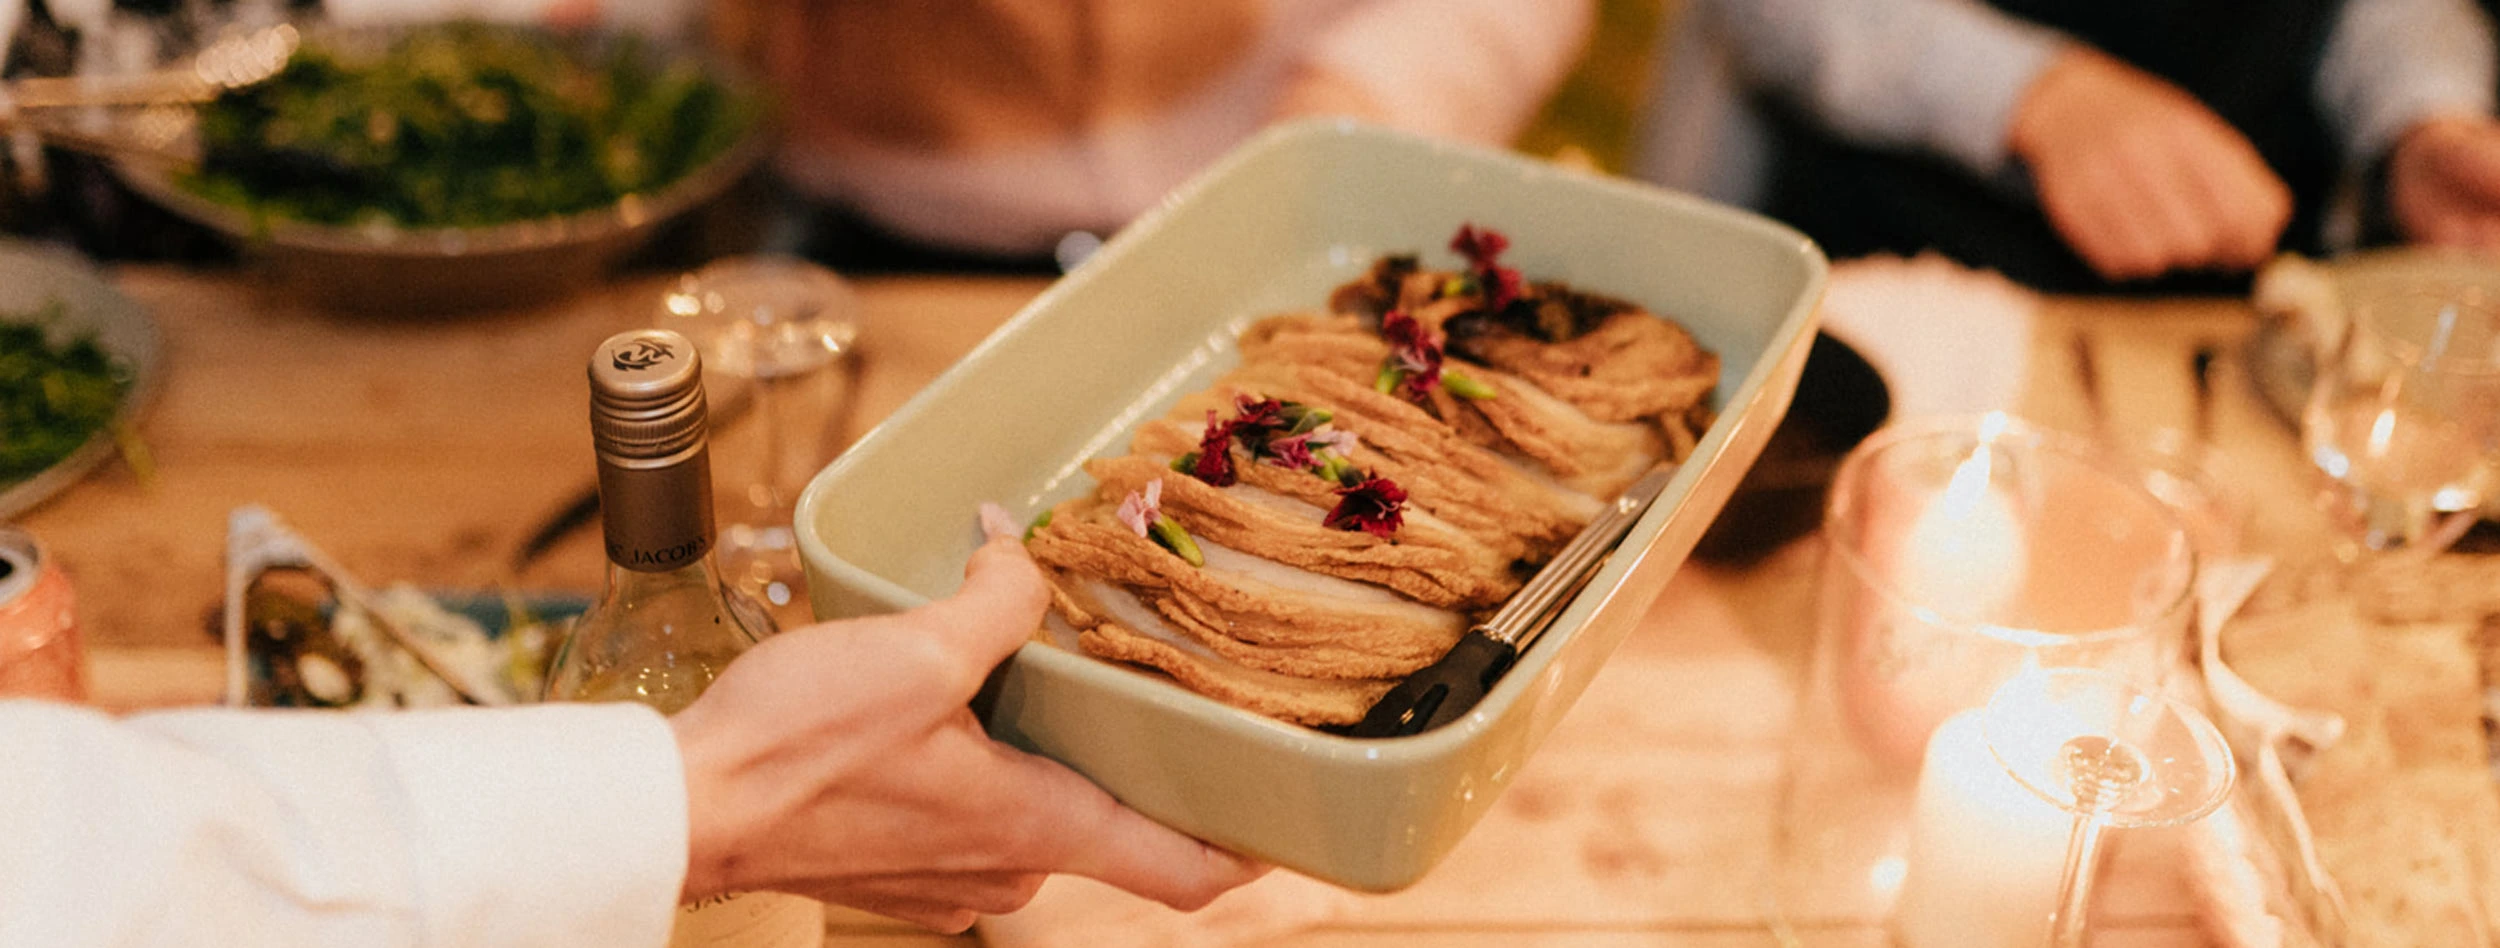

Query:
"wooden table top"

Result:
[[16, 264, 2452, 946]]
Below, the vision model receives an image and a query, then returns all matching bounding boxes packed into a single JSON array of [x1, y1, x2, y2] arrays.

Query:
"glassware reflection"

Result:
[[2302, 284, 2500, 555], [660, 256, 861, 617]]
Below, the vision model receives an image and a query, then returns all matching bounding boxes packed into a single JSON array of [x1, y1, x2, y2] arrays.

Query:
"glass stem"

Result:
[[2044, 811, 2110, 948], [753, 371, 787, 518]]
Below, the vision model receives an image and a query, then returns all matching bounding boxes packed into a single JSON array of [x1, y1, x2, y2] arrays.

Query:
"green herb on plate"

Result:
[[0, 301, 132, 483]]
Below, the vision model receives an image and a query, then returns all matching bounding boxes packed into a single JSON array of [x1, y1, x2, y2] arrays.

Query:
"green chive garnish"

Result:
[[1149, 516, 1205, 567], [1441, 369, 1497, 400]]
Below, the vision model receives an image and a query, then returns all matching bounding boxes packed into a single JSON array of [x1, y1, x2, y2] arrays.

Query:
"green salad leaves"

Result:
[[0, 302, 130, 483], [184, 22, 758, 229]]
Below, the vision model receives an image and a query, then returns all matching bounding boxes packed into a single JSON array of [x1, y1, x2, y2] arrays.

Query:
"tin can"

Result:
[[0, 527, 84, 701]]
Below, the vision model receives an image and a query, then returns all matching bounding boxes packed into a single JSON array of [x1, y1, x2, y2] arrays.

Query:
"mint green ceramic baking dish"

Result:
[[794, 120, 1827, 892]]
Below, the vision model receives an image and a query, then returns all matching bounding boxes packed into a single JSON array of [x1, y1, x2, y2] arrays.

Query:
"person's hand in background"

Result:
[[2009, 47, 2295, 282], [668, 532, 1266, 933], [2388, 114, 2500, 249]]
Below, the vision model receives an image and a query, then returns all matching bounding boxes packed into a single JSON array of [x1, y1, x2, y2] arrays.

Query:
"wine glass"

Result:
[[1984, 669, 2235, 948], [2302, 284, 2500, 556], [660, 257, 862, 616], [1775, 415, 2197, 935]]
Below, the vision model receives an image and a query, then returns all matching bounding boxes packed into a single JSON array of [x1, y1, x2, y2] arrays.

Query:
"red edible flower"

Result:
[[1449, 223, 1522, 312], [1325, 472, 1408, 538], [1192, 410, 1238, 486], [1379, 310, 1444, 401], [1450, 224, 1509, 268], [1482, 265, 1523, 311], [1230, 396, 1285, 431]]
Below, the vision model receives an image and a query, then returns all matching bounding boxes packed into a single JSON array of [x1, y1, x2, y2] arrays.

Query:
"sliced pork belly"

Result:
[[1057, 580, 1398, 726], [1021, 249, 1721, 729], [1027, 505, 1466, 662], [1215, 361, 1597, 550], [1078, 625, 1395, 727], [1455, 311, 1719, 426], [1085, 457, 1520, 610], [1134, 406, 1545, 566], [1462, 366, 1667, 499]]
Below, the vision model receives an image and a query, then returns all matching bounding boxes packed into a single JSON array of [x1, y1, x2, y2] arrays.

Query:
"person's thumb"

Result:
[[921, 534, 1052, 669]]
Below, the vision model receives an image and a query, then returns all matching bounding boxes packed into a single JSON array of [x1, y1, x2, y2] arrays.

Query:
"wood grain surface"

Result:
[[34, 269, 2381, 947]]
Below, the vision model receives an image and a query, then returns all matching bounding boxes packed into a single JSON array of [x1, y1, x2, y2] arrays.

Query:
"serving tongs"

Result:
[[221, 504, 510, 707], [1, 24, 299, 165], [5, 24, 298, 112], [1351, 463, 1678, 738]]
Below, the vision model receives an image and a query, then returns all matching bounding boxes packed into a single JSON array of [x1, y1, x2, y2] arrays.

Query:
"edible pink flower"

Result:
[[1311, 428, 1359, 458], [1116, 480, 1163, 538], [1263, 432, 1315, 470], [1325, 473, 1407, 538]]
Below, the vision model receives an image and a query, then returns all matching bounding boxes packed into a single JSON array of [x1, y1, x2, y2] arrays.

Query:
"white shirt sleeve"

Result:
[[1695, 0, 2068, 177], [2315, 0, 2500, 166], [1299, 0, 1598, 146], [0, 700, 687, 948]]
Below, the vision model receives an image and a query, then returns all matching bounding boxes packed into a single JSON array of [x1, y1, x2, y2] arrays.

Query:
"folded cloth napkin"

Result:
[[1816, 254, 2039, 417], [976, 870, 1360, 948]]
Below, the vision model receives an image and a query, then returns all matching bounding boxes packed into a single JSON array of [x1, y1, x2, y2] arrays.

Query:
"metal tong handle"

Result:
[[4, 24, 300, 112], [1480, 464, 1679, 647]]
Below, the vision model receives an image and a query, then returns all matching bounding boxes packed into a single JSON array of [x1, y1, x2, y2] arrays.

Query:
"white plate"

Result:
[[0, 243, 161, 521]]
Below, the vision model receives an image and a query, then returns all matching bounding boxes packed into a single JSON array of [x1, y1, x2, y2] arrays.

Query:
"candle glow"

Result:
[[1895, 438, 2028, 621], [1894, 710, 2071, 948]]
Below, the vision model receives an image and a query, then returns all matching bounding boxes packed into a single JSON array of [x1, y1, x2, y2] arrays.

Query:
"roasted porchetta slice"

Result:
[[1020, 227, 1720, 727]]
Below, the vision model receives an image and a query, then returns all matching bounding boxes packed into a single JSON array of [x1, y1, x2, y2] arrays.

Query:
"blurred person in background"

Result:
[[1638, 0, 2500, 292], [739, 0, 1593, 272], [310, 0, 1595, 272], [3, 0, 1593, 269]]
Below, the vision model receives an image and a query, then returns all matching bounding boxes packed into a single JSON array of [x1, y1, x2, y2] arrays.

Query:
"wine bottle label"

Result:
[[598, 446, 716, 572], [669, 892, 823, 948]]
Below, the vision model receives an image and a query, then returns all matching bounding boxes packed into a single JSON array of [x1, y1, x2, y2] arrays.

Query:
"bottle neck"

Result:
[[598, 553, 724, 604], [596, 444, 716, 573]]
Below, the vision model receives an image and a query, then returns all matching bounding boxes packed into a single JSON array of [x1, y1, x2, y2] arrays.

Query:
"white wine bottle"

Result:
[[545, 328, 823, 948]]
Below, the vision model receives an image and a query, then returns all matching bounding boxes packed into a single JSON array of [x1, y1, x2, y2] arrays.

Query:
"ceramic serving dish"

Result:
[[793, 120, 1827, 891]]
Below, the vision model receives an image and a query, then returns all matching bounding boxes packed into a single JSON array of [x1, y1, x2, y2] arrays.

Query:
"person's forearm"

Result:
[[2316, 0, 2500, 167], [1697, 0, 2067, 177]]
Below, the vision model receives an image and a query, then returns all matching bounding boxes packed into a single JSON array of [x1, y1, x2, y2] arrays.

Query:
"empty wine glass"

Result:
[[660, 257, 861, 616], [1986, 670, 2234, 948], [2302, 284, 2500, 556]]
